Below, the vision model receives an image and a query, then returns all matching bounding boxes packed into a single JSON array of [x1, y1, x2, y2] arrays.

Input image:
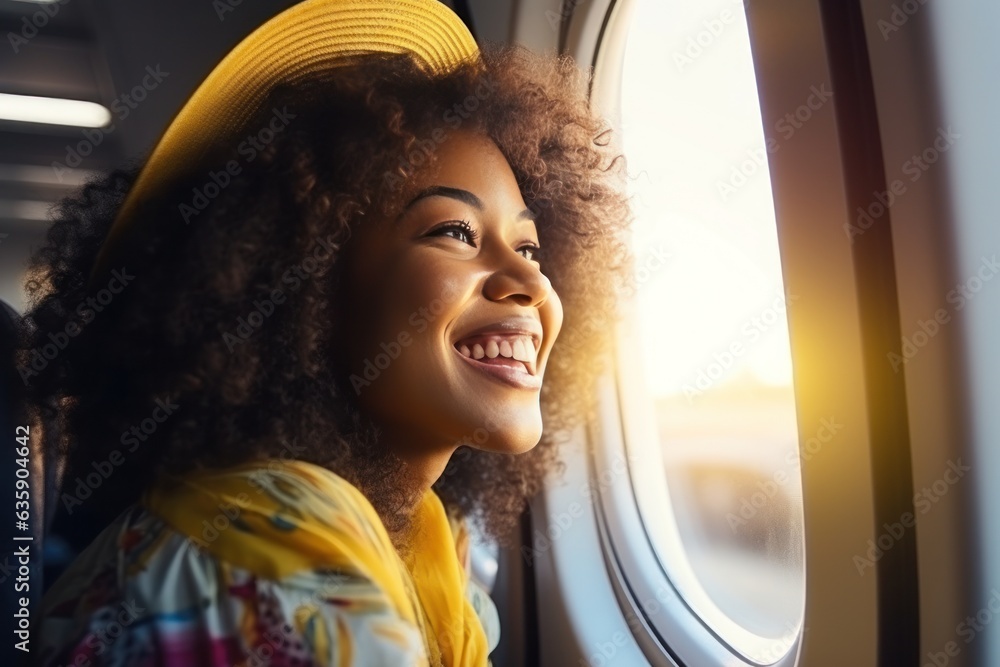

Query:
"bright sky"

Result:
[[621, 0, 795, 397]]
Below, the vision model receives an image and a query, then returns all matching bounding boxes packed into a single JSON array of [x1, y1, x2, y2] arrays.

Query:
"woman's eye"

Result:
[[519, 244, 541, 262], [431, 221, 479, 247]]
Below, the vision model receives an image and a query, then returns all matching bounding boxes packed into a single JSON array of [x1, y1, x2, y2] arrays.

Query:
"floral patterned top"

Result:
[[36, 459, 500, 666]]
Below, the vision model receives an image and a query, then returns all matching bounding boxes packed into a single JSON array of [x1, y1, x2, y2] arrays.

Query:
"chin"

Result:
[[471, 418, 543, 455], [435, 398, 543, 457]]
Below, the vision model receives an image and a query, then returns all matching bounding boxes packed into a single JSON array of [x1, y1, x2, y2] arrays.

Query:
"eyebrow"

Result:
[[401, 185, 536, 221]]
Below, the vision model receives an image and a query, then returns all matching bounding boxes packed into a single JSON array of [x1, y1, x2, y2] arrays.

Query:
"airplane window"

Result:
[[618, 0, 804, 661]]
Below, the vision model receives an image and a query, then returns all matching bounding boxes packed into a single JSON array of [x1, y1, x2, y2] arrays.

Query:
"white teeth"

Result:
[[457, 336, 537, 367]]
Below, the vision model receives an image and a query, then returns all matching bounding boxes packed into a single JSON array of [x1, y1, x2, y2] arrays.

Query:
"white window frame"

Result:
[[528, 0, 890, 664]]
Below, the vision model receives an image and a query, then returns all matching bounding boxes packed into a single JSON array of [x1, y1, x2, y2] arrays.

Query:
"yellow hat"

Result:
[[89, 0, 479, 284]]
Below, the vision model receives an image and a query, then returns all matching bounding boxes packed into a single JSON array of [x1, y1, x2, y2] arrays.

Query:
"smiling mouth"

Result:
[[453, 334, 541, 390], [453, 334, 538, 375]]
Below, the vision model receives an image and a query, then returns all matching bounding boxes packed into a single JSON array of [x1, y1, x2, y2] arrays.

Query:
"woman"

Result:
[[22, 0, 630, 664]]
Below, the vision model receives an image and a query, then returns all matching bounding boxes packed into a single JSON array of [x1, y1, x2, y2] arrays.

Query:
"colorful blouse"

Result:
[[36, 459, 500, 666]]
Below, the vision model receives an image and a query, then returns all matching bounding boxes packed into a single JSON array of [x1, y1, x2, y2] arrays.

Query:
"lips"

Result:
[[452, 317, 544, 388]]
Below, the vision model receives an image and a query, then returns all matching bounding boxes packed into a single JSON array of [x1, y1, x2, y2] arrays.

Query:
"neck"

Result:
[[371, 414, 459, 490], [348, 421, 457, 543], [389, 439, 457, 494]]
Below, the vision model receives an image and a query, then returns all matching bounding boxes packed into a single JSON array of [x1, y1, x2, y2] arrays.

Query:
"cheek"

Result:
[[537, 288, 564, 368], [547, 289, 564, 342], [394, 251, 481, 328], [394, 267, 467, 346], [348, 258, 467, 387]]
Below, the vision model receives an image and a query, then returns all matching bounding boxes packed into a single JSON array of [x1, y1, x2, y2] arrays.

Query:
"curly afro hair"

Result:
[[19, 42, 632, 544]]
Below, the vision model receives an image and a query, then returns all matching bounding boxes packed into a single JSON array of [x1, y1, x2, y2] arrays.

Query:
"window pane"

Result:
[[620, 0, 804, 661]]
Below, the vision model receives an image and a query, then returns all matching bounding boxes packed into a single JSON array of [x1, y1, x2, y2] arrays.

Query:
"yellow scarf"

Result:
[[142, 458, 488, 666]]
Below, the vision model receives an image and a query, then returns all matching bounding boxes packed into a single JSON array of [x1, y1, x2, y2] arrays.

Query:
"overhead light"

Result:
[[0, 93, 111, 128], [0, 199, 52, 221], [0, 163, 96, 187]]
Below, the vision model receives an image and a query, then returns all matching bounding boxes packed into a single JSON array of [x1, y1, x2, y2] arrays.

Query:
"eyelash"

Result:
[[433, 220, 480, 246], [518, 242, 541, 263], [432, 220, 541, 262]]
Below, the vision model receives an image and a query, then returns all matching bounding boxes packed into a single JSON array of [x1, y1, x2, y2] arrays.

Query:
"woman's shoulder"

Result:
[[37, 459, 497, 665], [38, 504, 160, 626], [142, 459, 412, 589], [37, 499, 428, 666]]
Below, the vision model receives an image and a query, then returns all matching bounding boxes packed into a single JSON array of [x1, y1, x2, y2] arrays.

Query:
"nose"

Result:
[[482, 246, 554, 308]]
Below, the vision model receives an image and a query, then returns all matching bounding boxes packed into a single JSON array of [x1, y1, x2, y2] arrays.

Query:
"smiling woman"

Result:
[[343, 132, 565, 488], [17, 1, 630, 665]]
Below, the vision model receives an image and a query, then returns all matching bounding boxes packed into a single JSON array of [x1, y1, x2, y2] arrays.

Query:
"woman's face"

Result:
[[341, 130, 562, 460]]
